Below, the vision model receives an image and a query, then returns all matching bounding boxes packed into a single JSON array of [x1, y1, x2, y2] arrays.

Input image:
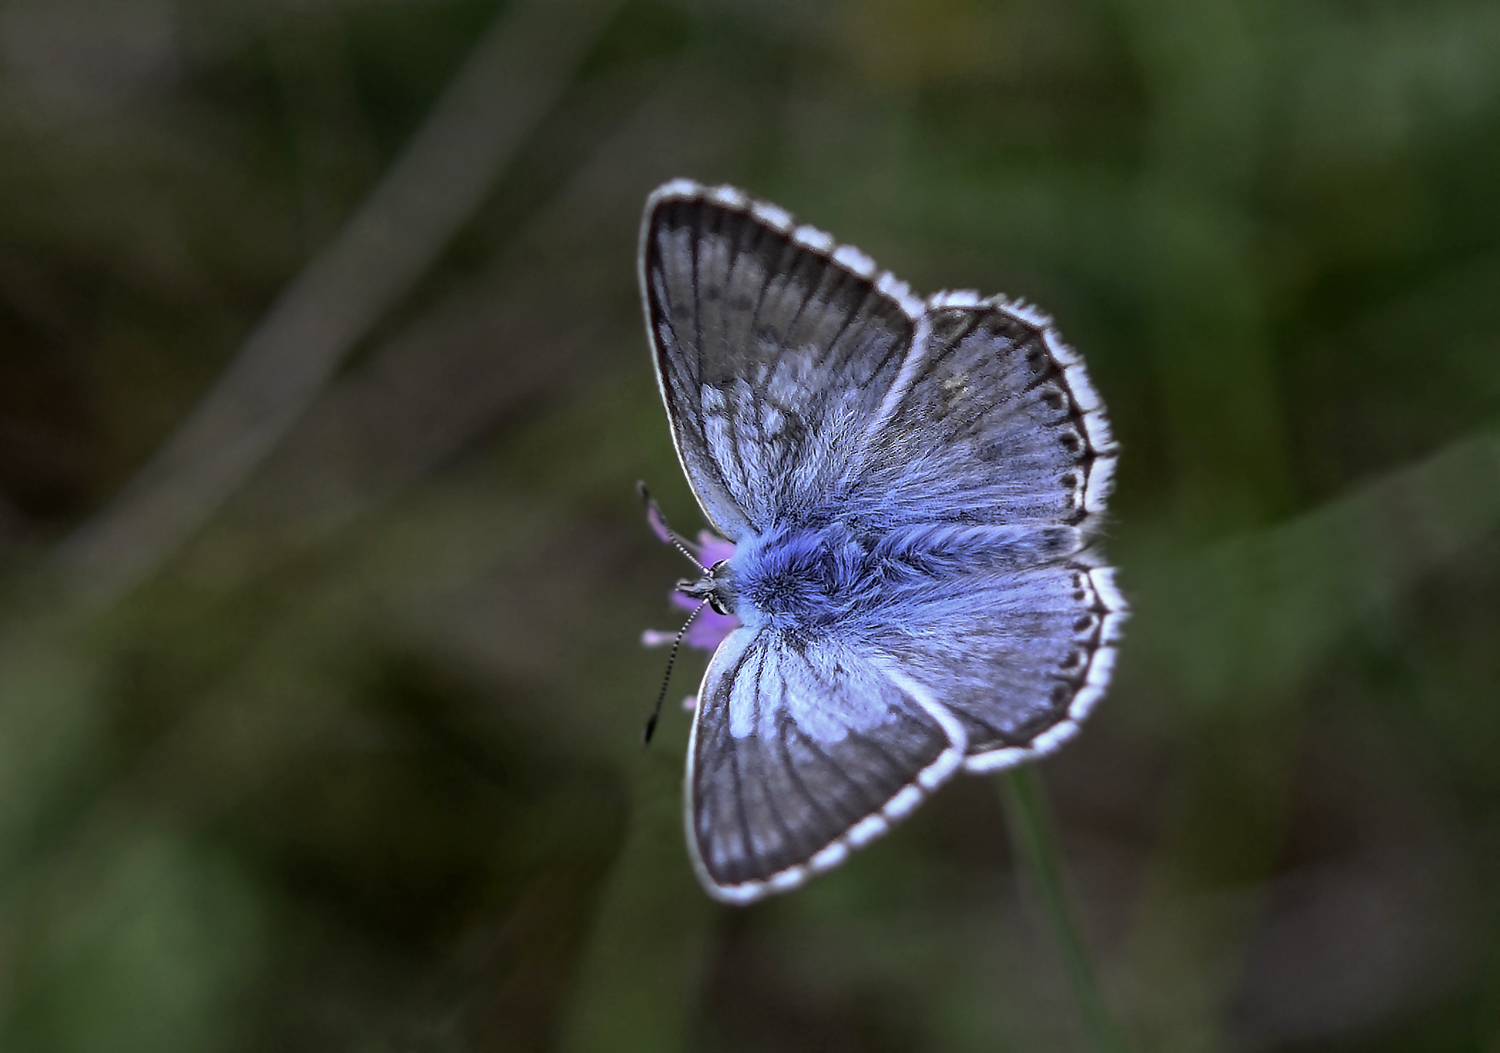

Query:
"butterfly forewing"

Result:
[[642, 182, 920, 537], [847, 304, 1117, 531]]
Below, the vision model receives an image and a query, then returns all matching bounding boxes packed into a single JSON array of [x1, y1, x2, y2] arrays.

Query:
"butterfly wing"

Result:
[[640, 180, 922, 539], [840, 299, 1126, 766], [843, 299, 1118, 532], [687, 626, 968, 903], [870, 561, 1127, 771]]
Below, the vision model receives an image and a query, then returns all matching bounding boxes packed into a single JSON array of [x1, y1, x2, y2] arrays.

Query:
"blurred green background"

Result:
[[2, 0, 1499, 1049]]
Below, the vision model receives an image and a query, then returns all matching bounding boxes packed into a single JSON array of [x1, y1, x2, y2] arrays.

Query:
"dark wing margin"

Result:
[[686, 627, 967, 904], [640, 179, 922, 539]]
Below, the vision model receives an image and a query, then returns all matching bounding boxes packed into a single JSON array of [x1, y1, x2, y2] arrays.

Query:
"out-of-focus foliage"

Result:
[[1, 0, 1498, 1049]]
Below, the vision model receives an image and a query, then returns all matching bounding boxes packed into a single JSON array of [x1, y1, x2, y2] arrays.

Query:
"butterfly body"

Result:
[[641, 180, 1126, 903]]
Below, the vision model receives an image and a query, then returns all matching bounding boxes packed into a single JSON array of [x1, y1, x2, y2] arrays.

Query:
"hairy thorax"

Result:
[[723, 516, 1086, 637], [728, 521, 872, 634]]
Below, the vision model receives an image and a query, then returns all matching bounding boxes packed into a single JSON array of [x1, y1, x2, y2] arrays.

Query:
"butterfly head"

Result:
[[676, 560, 736, 617]]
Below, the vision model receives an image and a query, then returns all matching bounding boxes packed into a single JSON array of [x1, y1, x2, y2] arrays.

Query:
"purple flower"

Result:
[[641, 504, 741, 654]]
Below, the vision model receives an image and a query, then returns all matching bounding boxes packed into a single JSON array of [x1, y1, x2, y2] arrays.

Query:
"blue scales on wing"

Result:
[[834, 302, 1126, 766], [846, 304, 1117, 532]]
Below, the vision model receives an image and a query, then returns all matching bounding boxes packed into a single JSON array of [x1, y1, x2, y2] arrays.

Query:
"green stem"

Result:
[[1000, 767, 1131, 1053]]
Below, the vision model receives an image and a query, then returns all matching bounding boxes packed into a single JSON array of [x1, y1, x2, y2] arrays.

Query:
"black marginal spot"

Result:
[[1020, 328, 1110, 532], [1020, 359, 1063, 394]]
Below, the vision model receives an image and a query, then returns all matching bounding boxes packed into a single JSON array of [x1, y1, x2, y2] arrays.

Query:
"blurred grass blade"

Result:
[[1134, 430, 1500, 710], [1002, 767, 1132, 1053], [52, 0, 624, 609]]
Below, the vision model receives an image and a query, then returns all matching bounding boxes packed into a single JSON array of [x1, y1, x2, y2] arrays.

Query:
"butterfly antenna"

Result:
[[643, 599, 707, 746], [637, 481, 707, 571]]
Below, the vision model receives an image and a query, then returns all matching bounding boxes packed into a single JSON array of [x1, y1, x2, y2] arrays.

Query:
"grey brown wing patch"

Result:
[[641, 181, 921, 536], [686, 628, 967, 903]]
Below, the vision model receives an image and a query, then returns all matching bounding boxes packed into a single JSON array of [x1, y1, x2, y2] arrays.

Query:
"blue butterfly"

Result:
[[640, 180, 1126, 904]]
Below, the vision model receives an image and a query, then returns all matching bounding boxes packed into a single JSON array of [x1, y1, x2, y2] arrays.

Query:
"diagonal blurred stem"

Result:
[[1001, 767, 1132, 1053], [52, 0, 623, 610]]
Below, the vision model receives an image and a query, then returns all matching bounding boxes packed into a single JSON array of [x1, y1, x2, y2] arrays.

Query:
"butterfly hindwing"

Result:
[[687, 627, 966, 902], [641, 181, 921, 539], [866, 562, 1127, 769]]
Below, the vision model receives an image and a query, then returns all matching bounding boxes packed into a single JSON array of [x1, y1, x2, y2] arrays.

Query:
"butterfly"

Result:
[[639, 179, 1126, 904]]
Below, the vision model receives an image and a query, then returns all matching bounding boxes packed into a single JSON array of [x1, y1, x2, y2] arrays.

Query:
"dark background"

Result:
[[2, 0, 1498, 1049]]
